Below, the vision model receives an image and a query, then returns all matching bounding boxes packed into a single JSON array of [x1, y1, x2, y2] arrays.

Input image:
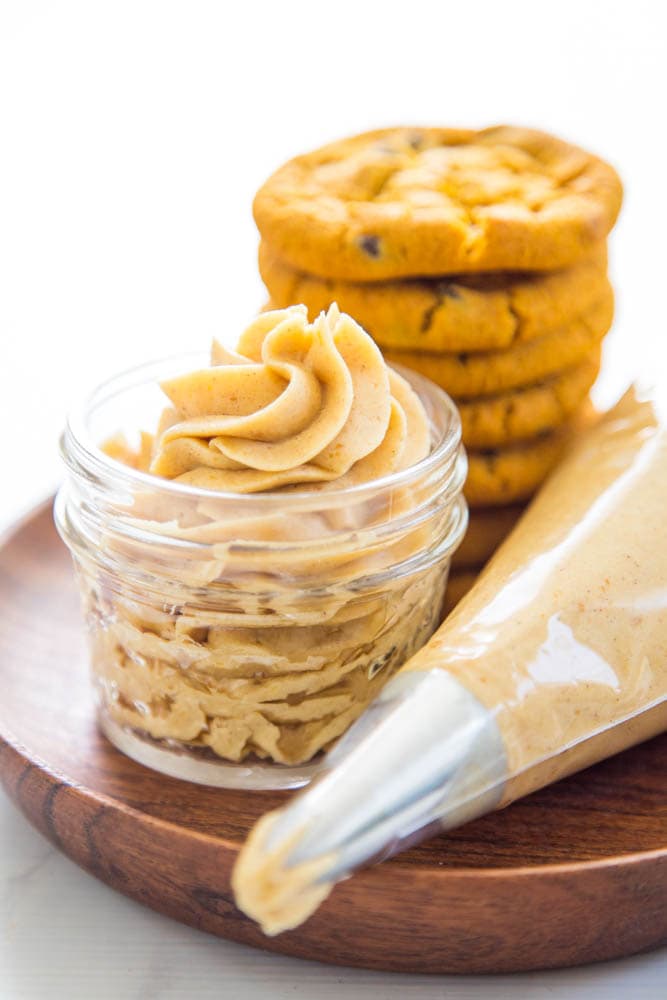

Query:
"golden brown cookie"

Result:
[[464, 398, 601, 512], [465, 429, 570, 507], [458, 352, 601, 448], [387, 288, 612, 399], [442, 569, 479, 617], [452, 504, 525, 569], [254, 127, 623, 281], [259, 241, 611, 354]]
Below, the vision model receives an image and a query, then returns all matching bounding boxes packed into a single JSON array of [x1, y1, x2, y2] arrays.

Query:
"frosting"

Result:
[[231, 811, 334, 936], [405, 386, 667, 800], [84, 305, 461, 766], [146, 304, 430, 492], [232, 385, 667, 933]]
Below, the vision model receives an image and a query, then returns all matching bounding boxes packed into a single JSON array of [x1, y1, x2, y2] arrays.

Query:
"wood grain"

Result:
[[1, 502, 667, 973]]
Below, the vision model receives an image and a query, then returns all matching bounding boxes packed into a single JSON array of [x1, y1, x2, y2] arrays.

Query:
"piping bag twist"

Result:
[[233, 384, 667, 935]]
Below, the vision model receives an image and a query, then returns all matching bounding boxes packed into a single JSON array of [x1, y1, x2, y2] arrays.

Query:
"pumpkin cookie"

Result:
[[443, 569, 479, 617], [259, 241, 611, 354], [387, 288, 612, 399], [254, 127, 623, 281], [452, 504, 525, 569], [458, 352, 600, 448], [466, 398, 601, 507], [465, 429, 570, 507]]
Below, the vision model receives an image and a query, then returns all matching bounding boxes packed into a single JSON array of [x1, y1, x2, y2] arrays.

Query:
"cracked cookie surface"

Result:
[[386, 288, 612, 398], [254, 127, 622, 281], [260, 242, 610, 353]]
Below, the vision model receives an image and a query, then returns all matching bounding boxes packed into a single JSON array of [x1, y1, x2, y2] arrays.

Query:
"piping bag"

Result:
[[232, 384, 667, 935]]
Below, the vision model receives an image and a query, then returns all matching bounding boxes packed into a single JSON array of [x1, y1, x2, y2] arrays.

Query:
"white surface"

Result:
[[1, 1, 667, 996]]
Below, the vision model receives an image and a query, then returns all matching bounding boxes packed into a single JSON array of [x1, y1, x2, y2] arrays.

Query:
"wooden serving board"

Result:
[[1, 502, 667, 974]]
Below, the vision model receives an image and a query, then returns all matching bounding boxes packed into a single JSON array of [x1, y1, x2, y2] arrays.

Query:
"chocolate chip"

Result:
[[358, 234, 381, 258], [435, 280, 462, 301], [408, 132, 424, 151]]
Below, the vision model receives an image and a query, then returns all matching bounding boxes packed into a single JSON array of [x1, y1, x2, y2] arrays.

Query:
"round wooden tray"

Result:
[[2, 501, 667, 974]]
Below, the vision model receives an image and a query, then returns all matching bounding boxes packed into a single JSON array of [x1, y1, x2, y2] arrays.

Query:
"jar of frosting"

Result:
[[55, 305, 467, 788]]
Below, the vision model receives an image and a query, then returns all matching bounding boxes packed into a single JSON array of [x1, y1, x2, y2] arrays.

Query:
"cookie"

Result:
[[465, 429, 570, 507], [387, 288, 612, 399], [458, 352, 601, 448], [254, 127, 623, 281], [259, 241, 611, 354], [443, 569, 479, 617], [459, 400, 600, 531], [452, 504, 525, 569]]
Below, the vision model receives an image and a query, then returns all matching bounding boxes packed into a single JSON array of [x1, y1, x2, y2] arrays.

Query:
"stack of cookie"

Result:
[[254, 126, 623, 610]]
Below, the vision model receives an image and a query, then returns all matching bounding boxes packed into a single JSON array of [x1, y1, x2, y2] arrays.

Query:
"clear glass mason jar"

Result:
[[55, 354, 467, 789]]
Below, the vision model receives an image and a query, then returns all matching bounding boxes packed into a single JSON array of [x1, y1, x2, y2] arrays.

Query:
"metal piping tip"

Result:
[[233, 669, 507, 933]]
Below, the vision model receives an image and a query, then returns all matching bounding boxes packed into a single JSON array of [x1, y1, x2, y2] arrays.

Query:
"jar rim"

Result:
[[62, 351, 463, 506]]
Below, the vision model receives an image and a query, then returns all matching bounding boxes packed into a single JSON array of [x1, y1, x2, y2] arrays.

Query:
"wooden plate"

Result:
[[2, 502, 667, 974]]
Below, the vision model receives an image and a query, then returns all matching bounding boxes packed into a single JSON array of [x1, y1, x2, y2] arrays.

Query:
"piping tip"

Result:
[[232, 668, 507, 934]]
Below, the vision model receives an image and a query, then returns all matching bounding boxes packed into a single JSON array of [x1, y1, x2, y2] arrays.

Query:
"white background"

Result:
[[1, 1, 666, 996]]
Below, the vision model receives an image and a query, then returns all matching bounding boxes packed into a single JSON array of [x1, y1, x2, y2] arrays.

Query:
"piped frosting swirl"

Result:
[[149, 304, 430, 492]]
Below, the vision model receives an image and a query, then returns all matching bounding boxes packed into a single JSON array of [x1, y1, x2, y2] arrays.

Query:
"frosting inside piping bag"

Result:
[[406, 383, 667, 802], [233, 383, 667, 934]]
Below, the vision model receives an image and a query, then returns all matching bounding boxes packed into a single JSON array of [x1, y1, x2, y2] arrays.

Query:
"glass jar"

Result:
[[55, 354, 467, 789]]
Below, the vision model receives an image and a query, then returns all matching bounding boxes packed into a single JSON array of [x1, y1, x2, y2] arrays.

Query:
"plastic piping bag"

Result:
[[233, 385, 667, 935]]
